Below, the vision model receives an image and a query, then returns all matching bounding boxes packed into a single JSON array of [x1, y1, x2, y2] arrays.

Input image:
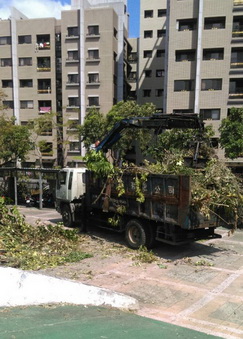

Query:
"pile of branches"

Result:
[[0, 197, 92, 270]]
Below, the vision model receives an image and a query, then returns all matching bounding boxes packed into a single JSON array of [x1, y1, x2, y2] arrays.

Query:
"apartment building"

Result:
[[138, 0, 243, 167], [0, 0, 129, 167]]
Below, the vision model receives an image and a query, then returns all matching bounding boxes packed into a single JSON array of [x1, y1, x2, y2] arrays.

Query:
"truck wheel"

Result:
[[61, 205, 73, 227], [125, 219, 152, 250]]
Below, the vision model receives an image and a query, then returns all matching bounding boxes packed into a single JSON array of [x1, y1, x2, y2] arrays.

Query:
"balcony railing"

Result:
[[229, 92, 243, 98], [38, 88, 51, 94], [36, 42, 50, 50], [37, 67, 51, 72], [231, 62, 243, 68], [232, 31, 243, 37]]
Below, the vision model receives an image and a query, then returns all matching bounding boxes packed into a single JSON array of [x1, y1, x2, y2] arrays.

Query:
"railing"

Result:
[[39, 106, 51, 113], [232, 31, 243, 37], [37, 67, 51, 72], [229, 92, 243, 98], [231, 62, 243, 68], [36, 43, 50, 50], [38, 89, 51, 94]]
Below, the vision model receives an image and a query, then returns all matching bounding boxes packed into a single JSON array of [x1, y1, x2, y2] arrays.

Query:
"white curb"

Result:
[[0, 267, 138, 310]]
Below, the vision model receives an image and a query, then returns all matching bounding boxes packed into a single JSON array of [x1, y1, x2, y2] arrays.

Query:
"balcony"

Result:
[[38, 88, 51, 94]]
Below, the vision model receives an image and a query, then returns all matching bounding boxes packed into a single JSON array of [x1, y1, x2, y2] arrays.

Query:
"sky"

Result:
[[0, 0, 140, 38]]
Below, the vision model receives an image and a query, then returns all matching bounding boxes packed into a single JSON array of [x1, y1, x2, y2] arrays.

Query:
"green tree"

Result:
[[219, 108, 243, 159], [0, 116, 34, 166], [77, 107, 106, 149]]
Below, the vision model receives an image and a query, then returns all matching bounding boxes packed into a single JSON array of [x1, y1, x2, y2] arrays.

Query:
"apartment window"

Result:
[[0, 36, 11, 45], [156, 69, 164, 77], [3, 101, 14, 109], [128, 72, 137, 81], [229, 79, 243, 95], [201, 79, 222, 91], [38, 79, 51, 93], [155, 89, 163, 97], [38, 121, 52, 136], [157, 29, 166, 38], [176, 50, 195, 62], [144, 30, 153, 38], [19, 57, 32, 66], [128, 52, 137, 62], [88, 73, 99, 83], [67, 27, 79, 37], [143, 89, 151, 97], [203, 48, 224, 60], [178, 19, 197, 31], [2, 80, 13, 88], [68, 97, 80, 107], [20, 79, 33, 87], [68, 74, 79, 84], [144, 10, 153, 18], [36, 35, 50, 49], [157, 50, 165, 58], [173, 109, 194, 114], [174, 80, 195, 91], [20, 100, 34, 109], [69, 142, 81, 152], [87, 49, 99, 60], [158, 9, 166, 17], [231, 47, 243, 67], [67, 51, 79, 61], [200, 109, 220, 120], [37, 57, 51, 70], [87, 25, 99, 36], [1, 58, 12, 67], [39, 101, 52, 113], [204, 17, 225, 30], [144, 50, 152, 58], [88, 96, 99, 106], [144, 70, 152, 77], [18, 35, 31, 44]]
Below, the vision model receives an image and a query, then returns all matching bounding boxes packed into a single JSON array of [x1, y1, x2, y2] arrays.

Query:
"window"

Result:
[[157, 29, 166, 38], [144, 10, 153, 18], [144, 50, 152, 58], [144, 30, 153, 38], [37, 57, 51, 70], [229, 79, 243, 95], [38, 79, 51, 93], [200, 109, 220, 120], [36, 35, 50, 49], [176, 50, 195, 62], [157, 50, 165, 58], [201, 79, 222, 91], [87, 49, 99, 60], [38, 121, 52, 136], [20, 79, 33, 87], [203, 48, 224, 60], [231, 47, 243, 67], [88, 96, 99, 106], [158, 9, 166, 17], [178, 19, 197, 31], [204, 17, 225, 30], [143, 89, 151, 97], [19, 57, 32, 66], [67, 27, 79, 37], [173, 109, 194, 114], [3, 101, 14, 109], [18, 35, 31, 44], [87, 25, 99, 36], [128, 52, 137, 62], [69, 142, 81, 152], [68, 97, 80, 107], [1, 58, 12, 67], [174, 80, 195, 91], [144, 70, 152, 77], [114, 28, 118, 39], [128, 72, 137, 81], [156, 69, 164, 77], [68, 74, 79, 84], [67, 51, 79, 61], [0, 36, 11, 45], [155, 89, 163, 97], [39, 101, 52, 113], [2, 80, 13, 88], [88, 73, 99, 83], [20, 100, 34, 109]]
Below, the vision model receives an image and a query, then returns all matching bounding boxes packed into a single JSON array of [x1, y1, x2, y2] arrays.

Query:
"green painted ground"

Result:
[[0, 305, 221, 339]]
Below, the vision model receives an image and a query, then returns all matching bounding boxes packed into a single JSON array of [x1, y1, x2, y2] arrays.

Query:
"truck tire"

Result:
[[61, 204, 74, 227], [125, 219, 154, 250]]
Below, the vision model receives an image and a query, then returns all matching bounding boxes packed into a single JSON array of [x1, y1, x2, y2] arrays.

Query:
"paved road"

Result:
[[0, 305, 221, 339], [16, 206, 243, 339]]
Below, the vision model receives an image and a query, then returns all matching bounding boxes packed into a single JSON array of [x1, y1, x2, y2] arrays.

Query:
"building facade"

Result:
[[0, 0, 129, 167], [138, 0, 243, 167]]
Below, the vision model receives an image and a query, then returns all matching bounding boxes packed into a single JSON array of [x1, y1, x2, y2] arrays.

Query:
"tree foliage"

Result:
[[0, 116, 34, 166], [219, 108, 243, 159]]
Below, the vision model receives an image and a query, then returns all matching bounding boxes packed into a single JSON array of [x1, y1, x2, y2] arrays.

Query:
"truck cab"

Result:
[[56, 167, 86, 227]]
